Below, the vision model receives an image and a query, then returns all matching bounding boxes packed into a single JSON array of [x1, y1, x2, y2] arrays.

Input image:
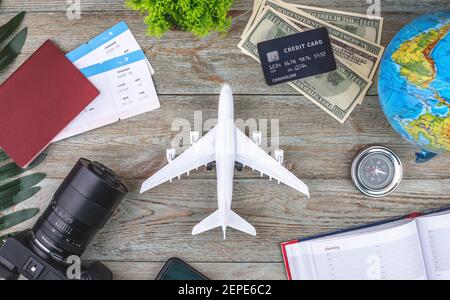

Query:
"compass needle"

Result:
[[351, 146, 403, 198]]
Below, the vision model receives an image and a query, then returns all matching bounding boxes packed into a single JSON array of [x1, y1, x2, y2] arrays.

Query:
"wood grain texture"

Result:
[[3, 177, 450, 263], [0, 0, 449, 13], [0, 0, 449, 280], [106, 262, 286, 280], [40, 95, 450, 180], [0, 1, 449, 95]]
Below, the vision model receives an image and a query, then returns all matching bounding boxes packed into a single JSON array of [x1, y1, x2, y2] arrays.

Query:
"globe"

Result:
[[378, 11, 450, 163]]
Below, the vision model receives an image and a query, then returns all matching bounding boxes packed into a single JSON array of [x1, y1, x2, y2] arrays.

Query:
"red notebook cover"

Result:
[[0, 40, 99, 167]]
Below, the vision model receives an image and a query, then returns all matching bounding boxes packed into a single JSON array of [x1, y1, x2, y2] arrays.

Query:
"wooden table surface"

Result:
[[1, 0, 450, 280]]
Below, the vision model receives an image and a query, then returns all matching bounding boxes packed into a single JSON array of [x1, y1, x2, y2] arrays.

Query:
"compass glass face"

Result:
[[357, 153, 395, 190]]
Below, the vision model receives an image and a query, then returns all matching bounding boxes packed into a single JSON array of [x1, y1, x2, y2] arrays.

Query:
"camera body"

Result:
[[0, 158, 128, 280], [0, 230, 111, 280]]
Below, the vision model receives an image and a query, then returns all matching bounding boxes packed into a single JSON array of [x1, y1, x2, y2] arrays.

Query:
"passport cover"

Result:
[[0, 40, 99, 167]]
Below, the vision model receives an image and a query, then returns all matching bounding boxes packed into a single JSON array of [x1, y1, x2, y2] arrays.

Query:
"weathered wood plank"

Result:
[[1, 8, 449, 95], [22, 95, 449, 180], [2, 177, 449, 263], [0, 0, 448, 13], [0, 0, 449, 280], [106, 261, 286, 280]]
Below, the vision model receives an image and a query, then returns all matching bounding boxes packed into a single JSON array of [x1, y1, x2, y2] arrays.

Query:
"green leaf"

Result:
[[0, 153, 46, 181], [0, 11, 25, 44], [0, 27, 27, 71], [0, 162, 20, 179], [0, 173, 46, 199], [0, 149, 9, 162], [0, 186, 40, 210], [25, 152, 47, 169], [0, 208, 39, 231]]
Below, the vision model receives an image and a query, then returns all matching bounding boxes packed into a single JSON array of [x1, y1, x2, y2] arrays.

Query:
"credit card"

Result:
[[257, 28, 336, 86]]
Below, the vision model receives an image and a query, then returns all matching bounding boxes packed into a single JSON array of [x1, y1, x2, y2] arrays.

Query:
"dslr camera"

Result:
[[0, 158, 128, 280]]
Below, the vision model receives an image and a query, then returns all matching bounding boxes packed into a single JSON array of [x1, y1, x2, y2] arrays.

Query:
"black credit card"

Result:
[[257, 27, 336, 86]]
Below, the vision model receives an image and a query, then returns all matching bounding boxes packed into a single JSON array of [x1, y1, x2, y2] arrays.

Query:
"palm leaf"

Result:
[[0, 186, 40, 210], [0, 173, 46, 198], [0, 27, 27, 71], [0, 153, 46, 181], [0, 208, 39, 231], [0, 11, 25, 44], [0, 150, 8, 162], [24, 152, 47, 169]]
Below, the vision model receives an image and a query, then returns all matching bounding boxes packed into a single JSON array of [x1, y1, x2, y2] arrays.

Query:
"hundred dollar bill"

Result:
[[242, 1, 384, 44], [264, 0, 384, 58], [262, 0, 381, 81], [238, 8, 371, 123], [294, 5, 383, 44], [285, 3, 384, 44], [241, 0, 264, 38], [241, 0, 275, 38]]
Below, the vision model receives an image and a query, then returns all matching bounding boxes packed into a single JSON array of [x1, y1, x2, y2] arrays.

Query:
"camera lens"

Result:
[[31, 158, 128, 263]]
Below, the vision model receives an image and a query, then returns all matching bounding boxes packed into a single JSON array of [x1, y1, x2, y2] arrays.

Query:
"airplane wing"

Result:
[[140, 127, 217, 193], [234, 127, 309, 197]]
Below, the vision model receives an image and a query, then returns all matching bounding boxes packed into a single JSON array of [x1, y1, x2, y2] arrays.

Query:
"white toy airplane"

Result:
[[140, 85, 309, 239]]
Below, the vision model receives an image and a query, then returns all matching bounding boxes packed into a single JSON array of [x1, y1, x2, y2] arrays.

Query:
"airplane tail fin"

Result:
[[192, 210, 221, 236], [191, 209, 257, 238], [227, 210, 256, 236]]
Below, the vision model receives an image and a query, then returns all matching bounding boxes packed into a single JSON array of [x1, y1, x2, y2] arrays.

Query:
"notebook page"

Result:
[[284, 218, 411, 279], [416, 212, 450, 279], [285, 220, 427, 280], [284, 242, 314, 279]]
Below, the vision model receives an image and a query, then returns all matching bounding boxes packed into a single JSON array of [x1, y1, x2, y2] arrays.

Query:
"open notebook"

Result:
[[282, 208, 450, 280]]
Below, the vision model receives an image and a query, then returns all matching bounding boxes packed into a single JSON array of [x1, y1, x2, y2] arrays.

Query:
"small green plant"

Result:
[[0, 11, 27, 71], [126, 0, 234, 37]]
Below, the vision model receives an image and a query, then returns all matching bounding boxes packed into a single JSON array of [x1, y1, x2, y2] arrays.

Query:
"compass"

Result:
[[351, 146, 403, 197]]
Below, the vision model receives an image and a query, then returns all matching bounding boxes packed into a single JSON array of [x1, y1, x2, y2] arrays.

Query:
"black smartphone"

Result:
[[155, 257, 210, 280]]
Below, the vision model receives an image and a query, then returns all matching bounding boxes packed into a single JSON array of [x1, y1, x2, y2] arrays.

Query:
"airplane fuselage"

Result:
[[215, 87, 235, 232], [140, 84, 309, 239]]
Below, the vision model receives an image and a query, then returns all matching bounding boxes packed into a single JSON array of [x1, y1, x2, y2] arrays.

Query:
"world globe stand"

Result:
[[416, 151, 438, 163]]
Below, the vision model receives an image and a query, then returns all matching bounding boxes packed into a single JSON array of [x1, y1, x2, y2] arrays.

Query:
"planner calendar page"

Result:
[[309, 221, 427, 280], [417, 212, 450, 280], [284, 220, 430, 280]]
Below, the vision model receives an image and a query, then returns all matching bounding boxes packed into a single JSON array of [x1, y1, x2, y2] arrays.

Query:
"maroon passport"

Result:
[[0, 40, 99, 167]]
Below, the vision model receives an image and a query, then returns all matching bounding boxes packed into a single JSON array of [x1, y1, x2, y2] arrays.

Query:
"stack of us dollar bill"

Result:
[[238, 0, 384, 123]]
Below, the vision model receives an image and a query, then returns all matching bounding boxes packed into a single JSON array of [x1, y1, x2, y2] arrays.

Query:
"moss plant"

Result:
[[126, 0, 234, 37]]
